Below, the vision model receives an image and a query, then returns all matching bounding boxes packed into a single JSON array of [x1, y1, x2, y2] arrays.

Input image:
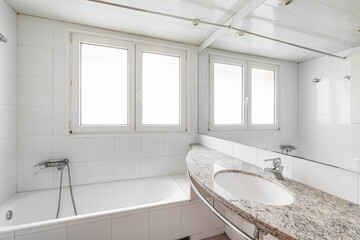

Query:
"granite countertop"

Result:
[[186, 144, 360, 240]]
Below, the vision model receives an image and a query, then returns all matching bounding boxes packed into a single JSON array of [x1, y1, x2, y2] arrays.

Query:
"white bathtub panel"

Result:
[[149, 206, 181, 240], [0, 232, 13, 240], [68, 219, 111, 240], [15, 228, 66, 240], [181, 202, 210, 237], [112, 212, 148, 240], [15, 223, 67, 236]]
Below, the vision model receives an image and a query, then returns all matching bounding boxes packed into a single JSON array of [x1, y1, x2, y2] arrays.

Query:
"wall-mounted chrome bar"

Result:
[[87, 0, 346, 60], [0, 33, 8, 43], [187, 171, 265, 240]]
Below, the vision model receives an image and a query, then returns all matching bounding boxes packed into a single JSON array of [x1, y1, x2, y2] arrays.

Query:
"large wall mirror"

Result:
[[198, 47, 360, 173]]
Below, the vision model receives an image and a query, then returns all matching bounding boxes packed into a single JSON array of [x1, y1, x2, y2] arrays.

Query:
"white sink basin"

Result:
[[214, 172, 294, 206]]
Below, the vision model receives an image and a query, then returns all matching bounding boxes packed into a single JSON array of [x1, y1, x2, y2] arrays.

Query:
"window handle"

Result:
[[137, 89, 142, 102]]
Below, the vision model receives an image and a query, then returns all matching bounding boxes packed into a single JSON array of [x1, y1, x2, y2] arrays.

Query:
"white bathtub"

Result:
[[0, 175, 189, 234]]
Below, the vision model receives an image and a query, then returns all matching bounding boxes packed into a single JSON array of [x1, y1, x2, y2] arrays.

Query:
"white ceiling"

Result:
[[5, 0, 360, 62]]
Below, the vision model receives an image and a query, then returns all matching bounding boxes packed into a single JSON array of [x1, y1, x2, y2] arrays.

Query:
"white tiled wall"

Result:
[[0, 0, 17, 204], [199, 134, 359, 204], [198, 48, 298, 154], [17, 14, 198, 192], [298, 47, 360, 172]]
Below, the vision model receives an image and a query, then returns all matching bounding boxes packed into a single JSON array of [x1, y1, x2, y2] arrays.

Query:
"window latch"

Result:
[[245, 97, 249, 106], [137, 89, 142, 102]]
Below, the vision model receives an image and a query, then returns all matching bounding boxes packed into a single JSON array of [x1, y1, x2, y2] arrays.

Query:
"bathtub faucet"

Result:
[[34, 159, 69, 171]]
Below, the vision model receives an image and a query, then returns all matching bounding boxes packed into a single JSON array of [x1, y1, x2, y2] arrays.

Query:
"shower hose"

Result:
[[56, 164, 78, 219]]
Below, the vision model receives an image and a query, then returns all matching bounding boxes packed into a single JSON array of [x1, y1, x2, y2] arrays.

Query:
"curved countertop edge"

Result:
[[186, 144, 360, 240]]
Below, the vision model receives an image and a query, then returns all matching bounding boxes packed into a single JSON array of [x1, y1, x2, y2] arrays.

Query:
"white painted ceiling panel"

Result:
[[5, 0, 360, 62]]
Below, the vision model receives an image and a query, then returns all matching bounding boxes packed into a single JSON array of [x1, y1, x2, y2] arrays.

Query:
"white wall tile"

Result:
[[0, 168, 16, 204], [18, 15, 53, 48], [68, 219, 111, 240], [18, 106, 52, 136], [0, 138, 16, 171], [141, 136, 165, 157], [53, 78, 66, 107], [0, 71, 17, 105], [18, 45, 53, 77], [17, 166, 53, 192], [149, 206, 181, 240], [141, 156, 165, 178], [292, 158, 359, 203], [115, 136, 141, 159], [18, 136, 53, 167], [53, 50, 66, 78], [86, 137, 114, 161], [53, 162, 86, 187], [165, 135, 189, 156], [18, 76, 52, 106], [232, 143, 256, 165], [115, 158, 141, 180], [53, 107, 66, 136], [85, 160, 115, 184], [0, 106, 17, 139], [165, 155, 186, 175], [112, 212, 148, 240], [53, 136, 85, 162]]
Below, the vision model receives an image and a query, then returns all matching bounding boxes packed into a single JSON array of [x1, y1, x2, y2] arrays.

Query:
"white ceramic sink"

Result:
[[214, 172, 294, 206]]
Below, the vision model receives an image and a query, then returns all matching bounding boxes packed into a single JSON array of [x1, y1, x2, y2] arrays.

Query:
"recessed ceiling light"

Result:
[[354, 27, 360, 32], [237, 31, 245, 36], [280, 0, 293, 6]]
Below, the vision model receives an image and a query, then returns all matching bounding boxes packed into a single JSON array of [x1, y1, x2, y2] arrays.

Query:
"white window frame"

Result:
[[209, 54, 280, 132], [135, 43, 187, 133], [247, 61, 280, 131], [69, 32, 188, 135], [70, 33, 135, 134], [209, 55, 247, 132]]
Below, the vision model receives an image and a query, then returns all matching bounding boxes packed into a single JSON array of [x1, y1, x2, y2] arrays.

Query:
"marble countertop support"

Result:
[[186, 144, 360, 240]]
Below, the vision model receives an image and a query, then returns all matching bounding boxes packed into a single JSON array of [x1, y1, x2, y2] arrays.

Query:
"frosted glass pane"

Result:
[[214, 62, 243, 124], [80, 43, 128, 125], [251, 67, 275, 125], [142, 52, 180, 125]]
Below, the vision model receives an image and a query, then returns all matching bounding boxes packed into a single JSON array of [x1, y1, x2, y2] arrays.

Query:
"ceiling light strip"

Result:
[[87, 0, 346, 60]]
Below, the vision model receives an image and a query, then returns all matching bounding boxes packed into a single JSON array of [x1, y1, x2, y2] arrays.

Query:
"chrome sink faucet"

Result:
[[264, 158, 284, 180]]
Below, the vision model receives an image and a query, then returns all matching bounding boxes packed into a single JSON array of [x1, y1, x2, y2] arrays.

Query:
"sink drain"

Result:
[[6, 210, 13, 220]]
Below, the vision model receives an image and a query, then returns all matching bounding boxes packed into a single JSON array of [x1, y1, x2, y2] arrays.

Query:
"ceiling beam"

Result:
[[198, 0, 267, 51]]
